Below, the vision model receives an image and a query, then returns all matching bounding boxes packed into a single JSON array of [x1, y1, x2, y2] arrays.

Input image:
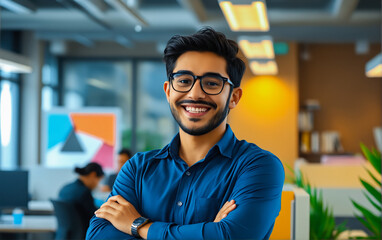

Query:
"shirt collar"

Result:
[[215, 124, 236, 159], [152, 134, 179, 160], [152, 124, 236, 160]]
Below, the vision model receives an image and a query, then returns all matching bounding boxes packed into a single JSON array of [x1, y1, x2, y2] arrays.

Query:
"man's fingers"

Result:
[[225, 202, 237, 214], [106, 200, 123, 211], [214, 200, 237, 222], [219, 201, 236, 219], [220, 200, 235, 213], [108, 195, 129, 205], [220, 201, 232, 212], [95, 209, 114, 221], [100, 201, 121, 212], [96, 205, 119, 216], [223, 202, 236, 212]]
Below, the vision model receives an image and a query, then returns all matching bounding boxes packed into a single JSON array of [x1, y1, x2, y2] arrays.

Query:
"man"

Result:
[[101, 148, 132, 192], [86, 27, 284, 240]]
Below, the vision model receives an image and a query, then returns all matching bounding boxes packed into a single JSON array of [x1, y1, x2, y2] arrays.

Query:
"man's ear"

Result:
[[229, 87, 242, 109], [164, 81, 170, 103]]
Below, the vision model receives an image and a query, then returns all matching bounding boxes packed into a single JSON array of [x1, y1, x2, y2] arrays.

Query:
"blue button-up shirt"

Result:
[[86, 125, 284, 240]]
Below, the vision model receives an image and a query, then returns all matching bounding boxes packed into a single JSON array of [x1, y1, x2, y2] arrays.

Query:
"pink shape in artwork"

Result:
[[92, 143, 114, 169]]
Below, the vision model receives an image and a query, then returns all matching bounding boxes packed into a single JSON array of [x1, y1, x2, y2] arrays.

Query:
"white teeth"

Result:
[[185, 106, 208, 113]]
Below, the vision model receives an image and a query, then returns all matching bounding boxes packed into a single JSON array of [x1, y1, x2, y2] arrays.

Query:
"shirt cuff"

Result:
[[147, 221, 169, 240]]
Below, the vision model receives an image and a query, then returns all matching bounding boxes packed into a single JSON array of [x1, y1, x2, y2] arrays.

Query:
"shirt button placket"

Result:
[[175, 168, 194, 221]]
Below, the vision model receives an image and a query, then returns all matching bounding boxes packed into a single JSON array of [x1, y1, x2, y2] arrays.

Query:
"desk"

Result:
[[0, 215, 57, 233]]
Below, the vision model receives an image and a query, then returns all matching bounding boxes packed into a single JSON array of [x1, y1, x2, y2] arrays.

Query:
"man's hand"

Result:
[[95, 195, 141, 235], [214, 200, 236, 222]]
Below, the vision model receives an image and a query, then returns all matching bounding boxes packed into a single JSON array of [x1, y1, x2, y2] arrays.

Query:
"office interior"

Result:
[[0, 0, 381, 239]]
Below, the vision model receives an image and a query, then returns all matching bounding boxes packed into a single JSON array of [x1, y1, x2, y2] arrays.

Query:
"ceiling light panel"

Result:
[[218, 0, 269, 31], [249, 60, 278, 75], [238, 36, 274, 59], [365, 53, 382, 78]]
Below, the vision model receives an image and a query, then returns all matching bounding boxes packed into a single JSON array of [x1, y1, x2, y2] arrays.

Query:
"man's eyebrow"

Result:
[[174, 70, 223, 77], [174, 70, 194, 75], [203, 72, 224, 76]]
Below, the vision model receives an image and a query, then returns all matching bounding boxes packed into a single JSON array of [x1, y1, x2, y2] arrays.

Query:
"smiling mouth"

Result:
[[184, 106, 210, 113]]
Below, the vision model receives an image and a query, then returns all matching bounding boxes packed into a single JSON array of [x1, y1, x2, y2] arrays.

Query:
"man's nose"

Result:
[[187, 79, 206, 99]]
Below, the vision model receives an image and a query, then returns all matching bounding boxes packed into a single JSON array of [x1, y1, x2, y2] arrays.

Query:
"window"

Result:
[[0, 31, 22, 168], [58, 58, 177, 153], [61, 60, 133, 149], [41, 47, 59, 111], [136, 61, 176, 151], [0, 79, 20, 169]]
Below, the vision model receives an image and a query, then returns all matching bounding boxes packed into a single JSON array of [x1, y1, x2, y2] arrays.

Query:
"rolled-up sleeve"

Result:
[[147, 155, 285, 240]]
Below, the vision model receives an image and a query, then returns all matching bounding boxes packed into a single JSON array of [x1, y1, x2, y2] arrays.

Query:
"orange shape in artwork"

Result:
[[71, 113, 115, 146]]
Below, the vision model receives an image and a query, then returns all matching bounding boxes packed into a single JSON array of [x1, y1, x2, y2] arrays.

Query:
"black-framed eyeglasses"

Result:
[[169, 71, 234, 95]]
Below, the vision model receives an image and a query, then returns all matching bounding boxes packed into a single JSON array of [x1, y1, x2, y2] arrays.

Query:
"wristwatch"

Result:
[[131, 217, 151, 238]]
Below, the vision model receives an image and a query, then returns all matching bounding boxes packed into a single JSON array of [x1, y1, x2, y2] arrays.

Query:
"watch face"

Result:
[[133, 217, 149, 228]]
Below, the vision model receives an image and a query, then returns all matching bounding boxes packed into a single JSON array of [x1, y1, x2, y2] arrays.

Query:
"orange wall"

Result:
[[229, 43, 299, 168]]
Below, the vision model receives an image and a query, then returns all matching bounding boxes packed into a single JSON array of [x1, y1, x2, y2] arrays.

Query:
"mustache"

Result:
[[176, 100, 217, 109]]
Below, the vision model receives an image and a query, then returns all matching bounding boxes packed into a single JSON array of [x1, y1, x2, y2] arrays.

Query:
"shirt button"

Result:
[[177, 201, 183, 207], [186, 171, 191, 176]]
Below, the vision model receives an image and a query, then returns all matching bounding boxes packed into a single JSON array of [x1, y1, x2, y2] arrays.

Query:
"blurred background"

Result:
[[0, 0, 380, 239]]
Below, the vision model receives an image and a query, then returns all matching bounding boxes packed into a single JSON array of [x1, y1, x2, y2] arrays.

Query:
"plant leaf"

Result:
[[371, 147, 381, 159], [360, 178, 382, 205], [352, 200, 381, 235], [365, 168, 382, 187], [363, 192, 382, 212], [361, 143, 381, 174], [286, 175, 296, 183], [284, 162, 295, 174]]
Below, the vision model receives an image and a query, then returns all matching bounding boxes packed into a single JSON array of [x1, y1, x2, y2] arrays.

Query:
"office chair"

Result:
[[50, 199, 86, 240]]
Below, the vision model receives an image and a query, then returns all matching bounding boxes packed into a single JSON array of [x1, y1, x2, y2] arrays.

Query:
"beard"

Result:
[[170, 94, 232, 136]]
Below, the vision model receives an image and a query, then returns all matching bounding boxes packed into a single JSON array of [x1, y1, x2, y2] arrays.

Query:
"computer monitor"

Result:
[[0, 170, 29, 211]]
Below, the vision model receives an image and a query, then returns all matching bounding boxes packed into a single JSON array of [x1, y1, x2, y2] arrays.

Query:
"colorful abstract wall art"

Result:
[[43, 108, 120, 169]]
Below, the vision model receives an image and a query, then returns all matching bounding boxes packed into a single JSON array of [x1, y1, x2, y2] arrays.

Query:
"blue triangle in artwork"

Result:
[[61, 129, 84, 152], [47, 114, 72, 149]]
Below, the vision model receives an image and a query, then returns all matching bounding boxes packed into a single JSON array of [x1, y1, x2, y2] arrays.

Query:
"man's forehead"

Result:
[[174, 51, 228, 77]]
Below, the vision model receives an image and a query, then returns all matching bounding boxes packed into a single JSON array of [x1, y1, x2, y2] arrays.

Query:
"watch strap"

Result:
[[131, 217, 150, 238]]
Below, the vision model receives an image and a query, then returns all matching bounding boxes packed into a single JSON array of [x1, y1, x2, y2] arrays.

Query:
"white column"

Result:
[[20, 31, 44, 168]]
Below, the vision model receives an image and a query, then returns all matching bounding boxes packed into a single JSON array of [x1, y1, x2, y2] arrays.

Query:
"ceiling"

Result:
[[0, 0, 380, 50]]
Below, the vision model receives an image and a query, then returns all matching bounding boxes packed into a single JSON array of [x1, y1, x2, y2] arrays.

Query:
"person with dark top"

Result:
[[58, 162, 104, 233], [101, 148, 132, 192]]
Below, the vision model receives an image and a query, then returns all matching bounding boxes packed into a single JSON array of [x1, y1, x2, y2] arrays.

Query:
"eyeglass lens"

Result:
[[172, 73, 224, 95]]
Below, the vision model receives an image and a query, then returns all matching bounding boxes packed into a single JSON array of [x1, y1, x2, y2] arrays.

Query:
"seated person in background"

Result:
[[58, 162, 104, 231], [87, 28, 284, 240], [101, 148, 132, 192]]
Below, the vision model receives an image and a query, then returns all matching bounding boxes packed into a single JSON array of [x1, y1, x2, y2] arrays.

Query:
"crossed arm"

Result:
[[86, 155, 284, 240], [94, 196, 237, 239]]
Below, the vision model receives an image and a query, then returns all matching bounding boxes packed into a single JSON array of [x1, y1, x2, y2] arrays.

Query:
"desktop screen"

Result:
[[0, 170, 29, 210]]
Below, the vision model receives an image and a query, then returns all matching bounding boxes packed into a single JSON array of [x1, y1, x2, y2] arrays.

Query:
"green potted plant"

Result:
[[286, 165, 347, 239], [351, 144, 381, 239]]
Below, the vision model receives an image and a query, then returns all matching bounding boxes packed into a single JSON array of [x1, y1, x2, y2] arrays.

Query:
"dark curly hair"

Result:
[[119, 148, 132, 157], [163, 27, 246, 88], [74, 162, 104, 177]]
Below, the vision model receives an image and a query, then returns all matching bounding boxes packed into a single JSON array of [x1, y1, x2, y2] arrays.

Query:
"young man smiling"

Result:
[[86, 28, 284, 240]]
